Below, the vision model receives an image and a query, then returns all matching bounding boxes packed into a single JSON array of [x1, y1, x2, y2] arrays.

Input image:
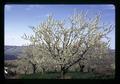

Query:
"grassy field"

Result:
[[19, 72, 114, 79]]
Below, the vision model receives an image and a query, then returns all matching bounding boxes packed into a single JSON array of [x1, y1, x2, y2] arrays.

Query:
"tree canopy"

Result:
[[22, 11, 113, 78]]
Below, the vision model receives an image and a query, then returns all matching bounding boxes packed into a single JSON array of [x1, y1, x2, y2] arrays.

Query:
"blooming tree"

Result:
[[22, 11, 113, 78]]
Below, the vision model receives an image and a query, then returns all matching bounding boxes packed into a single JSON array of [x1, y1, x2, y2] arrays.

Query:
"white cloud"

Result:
[[5, 5, 12, 11], [5, 35, 30, 46]]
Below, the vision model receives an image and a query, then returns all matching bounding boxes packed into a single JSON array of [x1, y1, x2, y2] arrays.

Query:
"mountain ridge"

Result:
[[4, 45, 115, 60]]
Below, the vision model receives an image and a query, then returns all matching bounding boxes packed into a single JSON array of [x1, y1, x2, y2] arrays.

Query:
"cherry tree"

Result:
[[22, 10, 113, 78]]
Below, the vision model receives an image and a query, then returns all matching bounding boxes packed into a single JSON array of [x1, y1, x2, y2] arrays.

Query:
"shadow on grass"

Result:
[[19, 72, 114, 79]]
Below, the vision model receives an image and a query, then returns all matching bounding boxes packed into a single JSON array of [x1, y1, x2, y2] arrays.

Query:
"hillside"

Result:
[[4, 45, 115, 60], [4, 45, 26, 60]]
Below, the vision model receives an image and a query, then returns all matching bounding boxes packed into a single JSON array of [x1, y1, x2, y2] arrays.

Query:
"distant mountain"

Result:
[[4, 45, 26, 60], [4, 45, 115, 60], [4, 55, 17, 60], [108, 49, 115, 57]]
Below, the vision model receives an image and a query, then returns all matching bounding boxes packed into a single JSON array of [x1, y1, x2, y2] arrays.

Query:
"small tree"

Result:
[[19, 45, 59, 74], [18, 46, 40, 74], [81, 41, 111, 72], [22, 11, 113, 78]]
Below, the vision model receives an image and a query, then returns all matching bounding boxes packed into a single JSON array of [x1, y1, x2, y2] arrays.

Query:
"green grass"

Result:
[[20, 72, 114, 79], [20, 72, 60, 79]]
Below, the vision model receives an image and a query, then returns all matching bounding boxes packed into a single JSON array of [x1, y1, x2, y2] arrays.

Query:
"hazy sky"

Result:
[[5, 4, 115, 49]]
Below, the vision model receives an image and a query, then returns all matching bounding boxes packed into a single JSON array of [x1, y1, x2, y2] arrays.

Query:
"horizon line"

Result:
[[4, 45, 115, 50]]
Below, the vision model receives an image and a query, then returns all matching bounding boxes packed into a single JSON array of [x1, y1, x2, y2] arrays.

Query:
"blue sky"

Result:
[[5, 4, 115, 49]]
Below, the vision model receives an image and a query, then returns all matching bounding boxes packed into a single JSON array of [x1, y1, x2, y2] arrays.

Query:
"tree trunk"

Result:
[[60, 69, 67, 79], [29, 61, 37, 74], [59, 48, 89, 79], [32, 64, 36, 74], [25, 70, 27, 74], [60, 65, 68, 79], [24, 67, 27, 74], [41, 67, 45, 74], [79, 65, 85, 72]]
